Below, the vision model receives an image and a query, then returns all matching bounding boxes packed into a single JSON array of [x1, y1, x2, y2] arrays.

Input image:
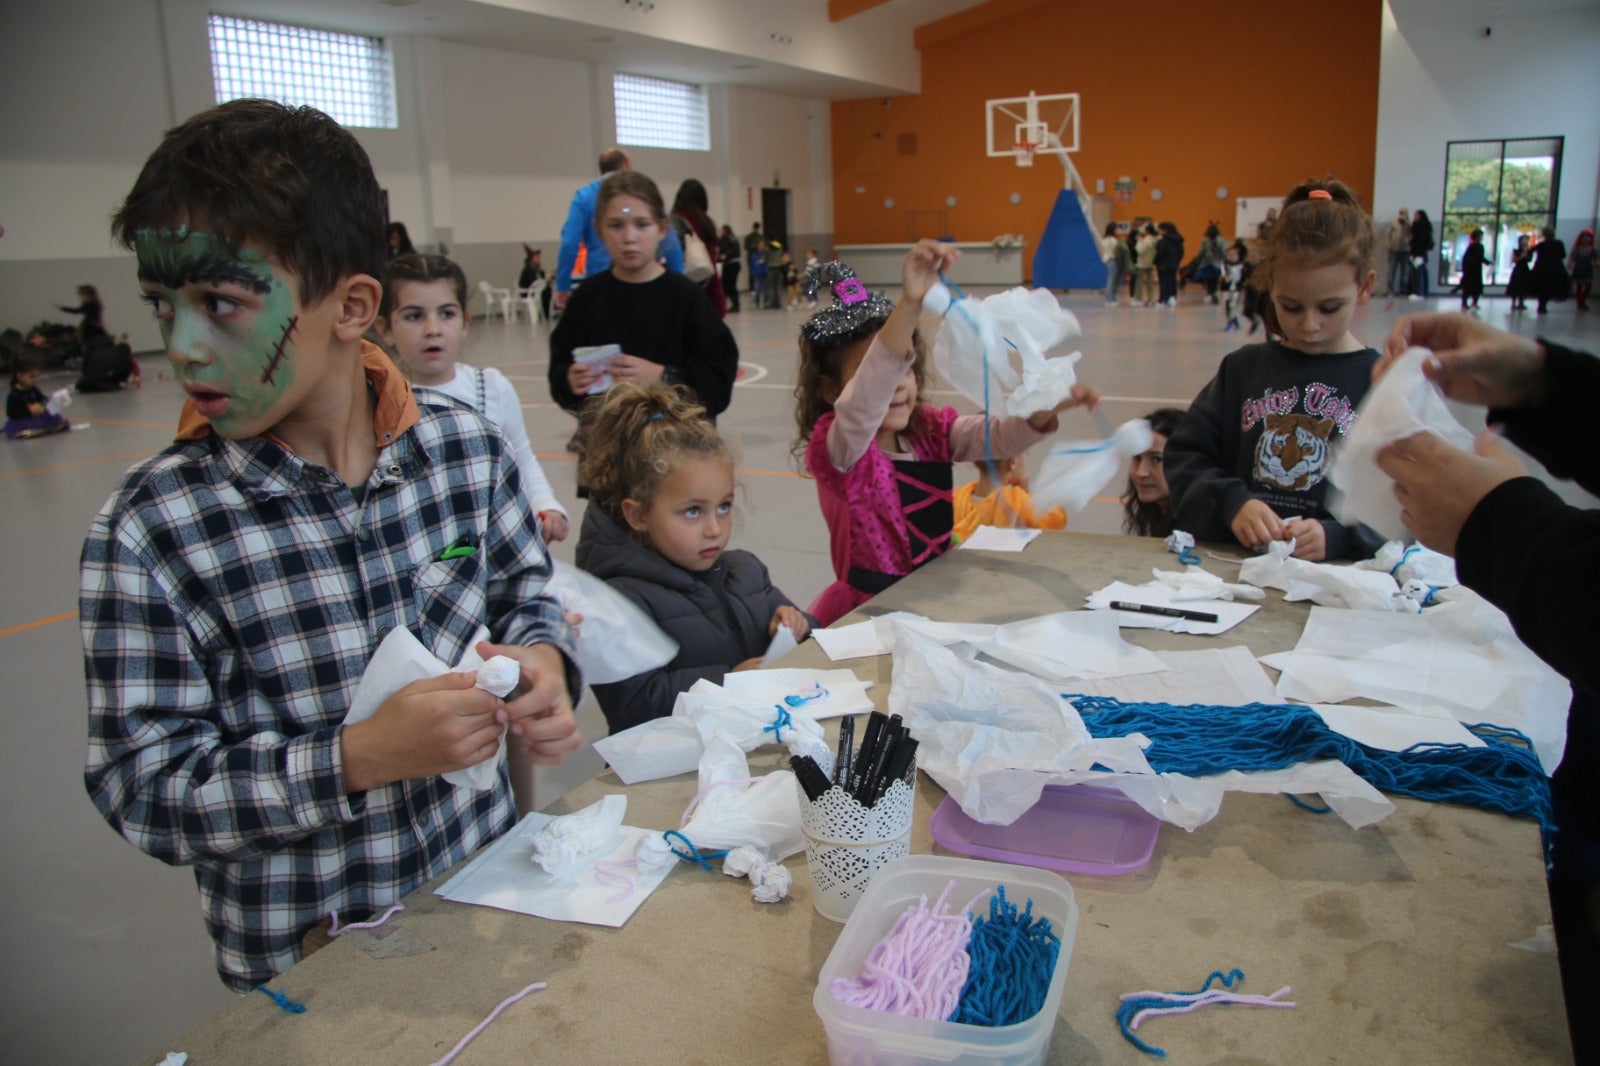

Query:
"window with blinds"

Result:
[[614, 73, 709, 151], [208, 14, 397, 129]]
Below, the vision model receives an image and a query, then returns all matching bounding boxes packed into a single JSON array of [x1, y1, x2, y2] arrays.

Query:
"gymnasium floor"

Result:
[[4, 280, 1596, 1064]]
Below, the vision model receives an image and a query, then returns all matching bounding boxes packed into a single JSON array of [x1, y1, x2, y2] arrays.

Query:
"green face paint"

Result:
[[134, 228, 301, 435]]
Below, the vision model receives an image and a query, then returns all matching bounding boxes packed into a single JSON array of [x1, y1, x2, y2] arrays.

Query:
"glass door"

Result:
[[1441, 137, 1562, 288]]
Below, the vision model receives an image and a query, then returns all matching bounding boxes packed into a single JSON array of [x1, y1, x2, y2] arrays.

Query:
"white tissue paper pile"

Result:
[[1328, 347, 1479, 541], [528, 794, 626, 876], [544, 562, 678, 684], [1030, 419, 1154, 515], [722, 844, 793, 904], [887, 620, 1395, 831], [635, 737, 805, 879], [46, 388, 73, 416], [924, 280, 1084, 417]]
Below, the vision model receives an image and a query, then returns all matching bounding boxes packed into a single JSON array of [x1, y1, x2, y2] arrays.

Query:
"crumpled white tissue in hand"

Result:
[[544, 561, 678, 684], [925, 280, 1084, 417], [722, 844, 793, 904], [1327, 347, 1479, 542], [528, 794, 626, 875], [1031, 419, 1154, 514], [474, 655, 520, 698], [1149, 567, 1265, 602]]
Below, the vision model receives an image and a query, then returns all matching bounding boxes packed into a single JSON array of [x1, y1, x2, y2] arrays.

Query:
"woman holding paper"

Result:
[[1373, 311, 1599, 1061]]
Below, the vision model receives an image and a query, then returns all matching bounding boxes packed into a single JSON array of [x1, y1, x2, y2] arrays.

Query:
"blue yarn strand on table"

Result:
[[1064, 696, 1553, 847]]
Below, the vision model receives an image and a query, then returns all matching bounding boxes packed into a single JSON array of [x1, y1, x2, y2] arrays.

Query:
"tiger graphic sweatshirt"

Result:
[[1164, 339, 1384, 560]]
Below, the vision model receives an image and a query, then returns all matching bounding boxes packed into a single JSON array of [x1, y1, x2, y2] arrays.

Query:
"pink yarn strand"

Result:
[[592, 859, 638, 905], [429, 981, 547, 1066], [327, 902, 404, 937]]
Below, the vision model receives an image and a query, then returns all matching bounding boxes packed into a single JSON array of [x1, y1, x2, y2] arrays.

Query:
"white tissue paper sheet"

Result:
[[1309, 703, 1485, 753], [1264, 599, 1570, 771], [436, 806, 671, 927], [980, 610, 1167, 681], [811, 612, 998, 661], [925, 280, 1084, 417], [888, 622, 1395, 830], [528, 794, 627, 875], [544, 562, 677, 684], [717, 667, 874, 720], [761, 624, 799, 666], [1086, 580, 1259, 635], [1066, 646, 1280, 706], [343, 625, 506, 791], [1149, 567, 1266, 602], [1327, 347, 1479, 541], [592, 678, 830, 785], [1031, 420, 1154, 515], [959, 526, 1043, 552], [46, 388, 73, 416]]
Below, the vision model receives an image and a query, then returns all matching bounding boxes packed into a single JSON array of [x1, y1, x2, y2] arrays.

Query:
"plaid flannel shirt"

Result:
[[81, 366, 577, 991]]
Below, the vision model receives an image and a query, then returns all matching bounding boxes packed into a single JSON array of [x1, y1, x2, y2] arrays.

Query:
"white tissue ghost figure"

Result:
[[474, 655, 521, 699], [925, 281, 1084, 417], [1030, 419, 1154, 514], [527, 794, 627, 876]]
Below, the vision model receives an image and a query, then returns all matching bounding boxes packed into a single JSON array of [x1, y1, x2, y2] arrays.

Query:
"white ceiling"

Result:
[[221, 0, 991, 98]]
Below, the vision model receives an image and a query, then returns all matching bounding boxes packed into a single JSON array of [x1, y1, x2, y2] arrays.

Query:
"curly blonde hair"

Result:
[[578, 383, 736, 527]]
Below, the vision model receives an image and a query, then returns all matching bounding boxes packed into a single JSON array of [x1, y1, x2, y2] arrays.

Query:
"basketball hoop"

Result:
[[1014, 141, 1037, 167]]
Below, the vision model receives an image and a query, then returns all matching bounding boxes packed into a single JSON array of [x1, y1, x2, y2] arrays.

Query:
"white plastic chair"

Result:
[[519, 278, 548, 323], [477, 280, 501, 321]]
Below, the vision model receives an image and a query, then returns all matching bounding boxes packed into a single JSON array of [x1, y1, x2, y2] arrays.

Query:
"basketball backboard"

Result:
[[985, 92, 1079, 167]]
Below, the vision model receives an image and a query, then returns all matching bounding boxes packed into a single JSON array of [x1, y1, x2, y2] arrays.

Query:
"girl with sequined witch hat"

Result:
[[791, 241, 1100, 625]]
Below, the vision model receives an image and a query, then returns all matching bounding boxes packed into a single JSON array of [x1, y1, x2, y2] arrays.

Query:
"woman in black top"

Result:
[[1408, 210, 1434, 298]]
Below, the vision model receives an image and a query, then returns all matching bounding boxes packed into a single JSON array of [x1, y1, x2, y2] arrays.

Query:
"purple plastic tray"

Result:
[[928, 783, 1161, 876]]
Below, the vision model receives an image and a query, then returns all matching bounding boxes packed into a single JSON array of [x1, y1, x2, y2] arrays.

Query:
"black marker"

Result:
[[790, 754, 833, 803], [854, 712, 887, 793], [858, 726, 898, 807], [873, 736, 919, 805], [835, 715, 856, 789], [1108, 600, 1219, 624]]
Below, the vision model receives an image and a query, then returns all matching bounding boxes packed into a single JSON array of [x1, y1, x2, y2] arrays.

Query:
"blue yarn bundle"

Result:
[[1066, 695, 1553, 842], [952, 886, 1061, 1027]]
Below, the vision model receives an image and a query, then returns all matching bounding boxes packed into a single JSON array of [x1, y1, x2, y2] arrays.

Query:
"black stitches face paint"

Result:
[[136, 229, 300, 435]]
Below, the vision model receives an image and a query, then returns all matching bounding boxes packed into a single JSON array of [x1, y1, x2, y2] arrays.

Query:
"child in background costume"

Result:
[[1569, 228, 1595, 311], [5, 359, 69, 438], [1220, 245, 1247, 331], [380, 252, 570, 541], [575, 383, 812, 733], [1165, 180, 1384, 562], [792, 242, 1100, 626], [952, 455, 1066, 544]]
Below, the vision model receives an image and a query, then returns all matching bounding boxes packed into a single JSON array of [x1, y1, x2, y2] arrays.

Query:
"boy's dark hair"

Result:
[[380, 253, 470, 320], [111, 99, 386, 306], [1122, 407, 1186, 537]]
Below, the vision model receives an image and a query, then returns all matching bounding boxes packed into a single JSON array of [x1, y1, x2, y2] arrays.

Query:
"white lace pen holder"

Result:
[[797, 757, 916, 923]]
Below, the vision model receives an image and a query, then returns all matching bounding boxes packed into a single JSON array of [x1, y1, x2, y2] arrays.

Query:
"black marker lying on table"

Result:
[[1108, 600, 1220, 624]]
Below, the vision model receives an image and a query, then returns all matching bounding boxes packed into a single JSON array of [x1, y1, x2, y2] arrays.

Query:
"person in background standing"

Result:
[[1386, 207, 1412, 299], [1532, 226, 1570, 315], [1155, 222, 1185, 309], [670, 178, 726, 318], [1100, 222, 1123, 307], [554, 148, 684, 312], [1408, 209, 1434, 299], [57, 284, 108, 344], [744, 221, 764, 301], [1459, 229, 1486, 312], [1567, 228, 1594, 311], [718, 224, 742, 312], [1507, 234, 1534, 311], [386, 221, 415, 258], [1191, 224, 1227, 304]]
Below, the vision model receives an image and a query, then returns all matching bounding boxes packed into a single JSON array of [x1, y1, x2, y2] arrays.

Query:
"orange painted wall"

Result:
[[831, 0, 1382, 270]]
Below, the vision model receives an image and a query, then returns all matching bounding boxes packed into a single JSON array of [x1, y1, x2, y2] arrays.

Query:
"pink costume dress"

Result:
[[805, 334, 1056, 626]]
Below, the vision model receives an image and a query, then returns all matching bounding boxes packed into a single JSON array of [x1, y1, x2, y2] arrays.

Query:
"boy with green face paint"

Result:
[[80, 100, 585, 992]]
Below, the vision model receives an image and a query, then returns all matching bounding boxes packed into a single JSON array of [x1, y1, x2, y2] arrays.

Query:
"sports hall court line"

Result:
[[0, 611, 76, 639], [0, 450, 156, 481]]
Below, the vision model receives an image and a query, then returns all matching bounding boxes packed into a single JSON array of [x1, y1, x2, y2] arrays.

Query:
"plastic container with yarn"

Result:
[[814, 854, 1078, 1066], [798, 760, 916, 922]]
